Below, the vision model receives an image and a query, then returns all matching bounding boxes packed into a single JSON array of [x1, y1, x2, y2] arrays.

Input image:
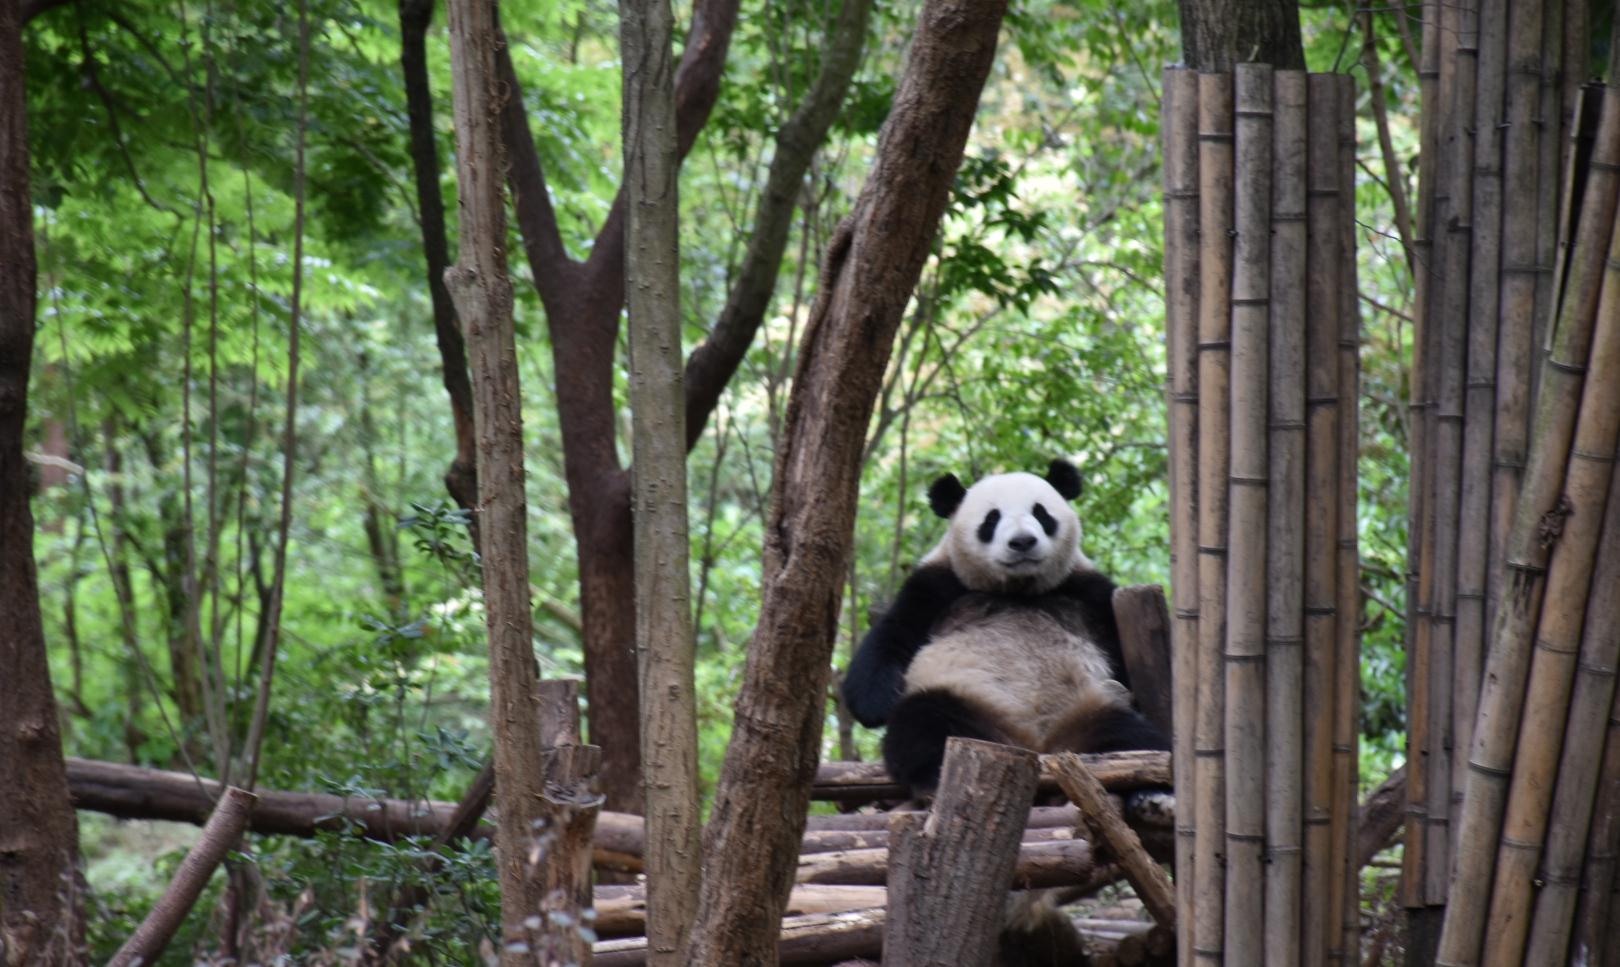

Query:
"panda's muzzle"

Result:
[[1007, 533, 1037, 553]]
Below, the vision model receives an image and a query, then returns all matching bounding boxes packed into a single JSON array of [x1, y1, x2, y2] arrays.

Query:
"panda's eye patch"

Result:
[[976, 510, 1001, 543], [1032, 503, 1057, 536]]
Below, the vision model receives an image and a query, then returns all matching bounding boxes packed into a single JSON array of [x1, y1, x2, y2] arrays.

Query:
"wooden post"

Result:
[[1113, 585, 1174, 736], [883, 737, 1039, 967], [1161, 65, 1201, 967]]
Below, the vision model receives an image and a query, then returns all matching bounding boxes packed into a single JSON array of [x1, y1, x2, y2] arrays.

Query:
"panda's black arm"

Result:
[[1056, 569, 1132, 690], [842, 564, 968, 728]]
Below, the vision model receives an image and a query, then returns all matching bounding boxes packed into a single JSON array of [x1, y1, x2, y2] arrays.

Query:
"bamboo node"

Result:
[[1576, 659, 1618, 677], [1546, 356, 1588, 375], [1570, 447, 1619, 464], [1498, 836, 1542, 852], [1533, 637, 1581, 656], [1536, 495, 1574, 549], [1467, 760, 1512, 780], [1222, 653, 1265, 664]]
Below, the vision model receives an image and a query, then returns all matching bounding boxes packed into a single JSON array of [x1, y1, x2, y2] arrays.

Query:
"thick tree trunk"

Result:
[[1177, 0, 1304, 71], [685, 0, 1008, 960], [0, 0, 83, 958], [621, 0, 702, 955], [442, 0, 552, 959], [399, 0, 479, 531]]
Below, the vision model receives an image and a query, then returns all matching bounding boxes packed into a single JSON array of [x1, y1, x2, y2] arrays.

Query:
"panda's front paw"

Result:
[[1121, 788, 1176, 828]]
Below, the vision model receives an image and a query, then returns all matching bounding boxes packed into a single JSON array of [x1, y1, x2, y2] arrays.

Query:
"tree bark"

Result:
[[685, 0, 1008, 960], [442, 0, 551, 959], [399, 0, 479, 531], [106, 787, 255, 967], [621, 0, 702, 954], [884, 739, 1041, 967], [0, 0, 83, 958], [498, 0, 737, 814], [1177, 0, 1304, 71]]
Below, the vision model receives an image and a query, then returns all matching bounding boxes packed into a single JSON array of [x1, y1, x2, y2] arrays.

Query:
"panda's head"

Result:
[[922, 459, 1088, 594]]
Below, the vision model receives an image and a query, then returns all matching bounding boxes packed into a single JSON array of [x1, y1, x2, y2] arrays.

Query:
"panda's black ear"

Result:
[[1046, 459, 1083, 501], [928, 474, 967, 518]]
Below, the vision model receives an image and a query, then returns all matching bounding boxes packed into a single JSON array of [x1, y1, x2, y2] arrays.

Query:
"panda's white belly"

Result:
[[902, 609, 1124, 748]]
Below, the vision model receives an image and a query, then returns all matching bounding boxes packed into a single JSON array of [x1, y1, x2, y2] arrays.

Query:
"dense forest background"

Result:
[[17, 0, 1417, 958]]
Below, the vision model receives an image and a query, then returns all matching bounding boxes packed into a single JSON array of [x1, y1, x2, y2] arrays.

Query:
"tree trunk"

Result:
[[621, 0, 702, 955], [1177, 0, 1304, 71], [685, 0, 1008, 960], [442, 0, 552, 959], [0, 0, 83, 958], [399, 0, 479, 533]]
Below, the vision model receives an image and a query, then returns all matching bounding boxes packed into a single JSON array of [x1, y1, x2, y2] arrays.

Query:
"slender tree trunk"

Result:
[[399, 0, 480, 535], [0, 0, 83, 958], [443, 0, 552, 958], [621, 0, 702, 956], [1177, 0, 1304, 71], [685, 0, 1008, 959]]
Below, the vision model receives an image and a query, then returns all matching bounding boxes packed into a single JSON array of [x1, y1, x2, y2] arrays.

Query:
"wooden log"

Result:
[[595, 883, 887, 939], [1302, 71, 1343, 967], [1521, 437, 1620, 962], [1193, 68, 1233, 967], [1047, 753, 1176, 930], [884, 738, 1040, 967], [1113, 585, 1175, 736], [595, 908, 887, 966], [1224, 62, 1271, 967], [1161, 65, 1201, 966], [1435, 82, 1620, 967], [528, 743, 603, 965], [799, 835, 1096, 888], [63, 755, 645, 870], [810, 751, 1172, 802], [107, 786, 257, 967], [805, 801, 1172, 835], [1266, 67, 1309, 967]]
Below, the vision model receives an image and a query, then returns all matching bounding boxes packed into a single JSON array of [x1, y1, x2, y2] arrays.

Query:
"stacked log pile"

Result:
[[1163, 64, 1360, 965]]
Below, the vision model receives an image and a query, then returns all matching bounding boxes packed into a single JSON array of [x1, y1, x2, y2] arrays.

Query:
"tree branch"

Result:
[[107, 786, 256, 967], [683, 0, 873, 449]]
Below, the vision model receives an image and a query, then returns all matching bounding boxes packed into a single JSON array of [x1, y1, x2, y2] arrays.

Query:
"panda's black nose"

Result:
[[1008, 534, 1036, 553]]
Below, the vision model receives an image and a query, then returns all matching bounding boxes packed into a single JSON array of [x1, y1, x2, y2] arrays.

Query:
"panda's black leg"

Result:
[[1045, 699, 1170, 757], [882, 689, 1011, 796]]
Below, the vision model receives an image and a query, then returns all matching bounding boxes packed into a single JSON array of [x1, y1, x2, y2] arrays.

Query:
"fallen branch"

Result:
[[107, 786, 256, 967]]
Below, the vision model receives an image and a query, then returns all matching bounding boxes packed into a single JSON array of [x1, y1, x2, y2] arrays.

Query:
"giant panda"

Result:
[[843, 458, 1169, 796]]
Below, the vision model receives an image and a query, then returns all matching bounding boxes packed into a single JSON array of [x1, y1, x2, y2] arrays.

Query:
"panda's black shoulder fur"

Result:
[[842, 563, 969, 728]]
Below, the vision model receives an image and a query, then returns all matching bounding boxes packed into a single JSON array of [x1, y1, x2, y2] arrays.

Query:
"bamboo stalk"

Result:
[[1265, 67, 1309, 967], [1451, 0, 1508, 836], [1402, 0, 1444, 915], [1573, 717, 1620, 967], [1530, 0, 1569, 413], [1434, 84, 1620, 967], [1426, 0, 1482, 904], [1521, 430, 1620, 963], [1478, 165, 1620, 967], [1332, 73, 1361, 967], [1481, 0, 1547, 784], [1222, 62, 1270, 967], [1302, 72, 1342, 967], [1162, 66, 1200, 967], [1193, 69, 1233, 967]]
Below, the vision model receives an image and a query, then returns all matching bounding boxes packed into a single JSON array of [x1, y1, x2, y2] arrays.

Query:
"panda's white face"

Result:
[[937, 472, 1084, 594]]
